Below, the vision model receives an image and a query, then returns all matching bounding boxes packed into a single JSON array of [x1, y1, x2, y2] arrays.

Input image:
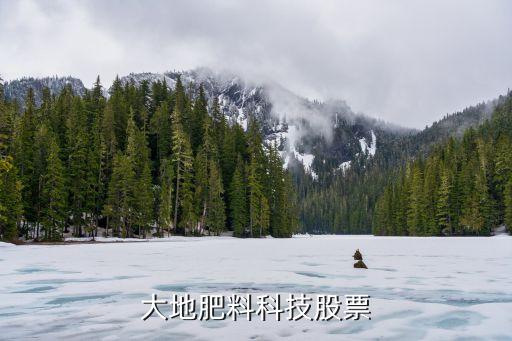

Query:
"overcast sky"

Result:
[[1, 0, 511, 128]]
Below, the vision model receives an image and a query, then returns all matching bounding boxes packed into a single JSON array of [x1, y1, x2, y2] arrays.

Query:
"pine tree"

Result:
[[30, 124, 49, 239], [493, 135, 512, 221], [206, 159, 226, 235], [0, 155, 22, 242], [282, 171, 299, 236], [229, 156, 247, 237], [104, 153, 135, 238], [373, 194, 385, 236], [211, 97, 226, 151], [101, 101, 118, 190], [150, 102, 172, 166], [460, 190, 485, 235], [504, 175, 512, 233], [41, 134, 66, 241], [395, 174, 410, 235], [221, 125, 237, 195], [126, 114, 153, 238], [173, 76, 192, 136], [86, 108, 103, 238], [423, 157, 439, 234], [109, 76, 129, 151], [407, 161, 426, 235], [193, 146, 208, 234], [157, 158, 174, 236], [0, 98, 16, 155], [191, 85, 208, 152], [436, 168, 452, 235], [268, 142, 288, 237], [66, 98, 90, 237], [83, 76, 106, 237], [171, 102, 195, 234], [50, 85, 73, 156], [14, 89, 37, 232], [248, 155, 269, 237]]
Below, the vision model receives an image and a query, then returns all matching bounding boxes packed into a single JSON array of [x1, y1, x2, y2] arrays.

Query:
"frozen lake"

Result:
[[1, 235, 511, 340]]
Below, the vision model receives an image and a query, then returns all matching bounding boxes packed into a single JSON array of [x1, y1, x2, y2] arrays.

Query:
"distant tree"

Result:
[[436, 168, 452, 235]]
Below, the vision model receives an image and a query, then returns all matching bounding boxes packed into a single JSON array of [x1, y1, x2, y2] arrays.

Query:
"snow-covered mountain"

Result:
[[3, 76, 86, 107], [117, 68, 397, 179], [2, 69, 409, 179]]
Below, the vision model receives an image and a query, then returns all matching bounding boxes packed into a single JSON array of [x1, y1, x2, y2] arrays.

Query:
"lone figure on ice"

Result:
[[353, 249, 367, 269]]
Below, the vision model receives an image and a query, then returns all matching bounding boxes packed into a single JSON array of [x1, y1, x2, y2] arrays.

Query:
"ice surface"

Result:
[[1, 235, 511, 340]]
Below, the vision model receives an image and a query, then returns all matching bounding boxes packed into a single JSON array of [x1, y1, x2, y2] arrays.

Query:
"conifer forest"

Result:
[[0, 77, 298, 241]]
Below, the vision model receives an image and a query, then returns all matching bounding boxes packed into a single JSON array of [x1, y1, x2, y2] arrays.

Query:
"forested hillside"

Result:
[[373, 93, 512, 236], [0, 76, 298, 242], [295, 96, 506, 234], [1, 71, 509, 239]]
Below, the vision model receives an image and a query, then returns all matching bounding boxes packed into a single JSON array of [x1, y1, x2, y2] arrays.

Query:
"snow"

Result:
[[359, 130, 377, 157], [1, 235, 510, 340], [338, 160, 352, 173], [294, 151, 314, 172], [278, 123, 318, 179], [293, 150, 316, 179], [311, 170, 318, 180], [237, 108, 248, 130], [369, 130, 377, 156], [63, 236, 203, 243]]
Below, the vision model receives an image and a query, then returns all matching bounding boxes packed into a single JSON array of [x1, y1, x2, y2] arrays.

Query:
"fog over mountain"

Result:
[[1, 0, 511, 128]]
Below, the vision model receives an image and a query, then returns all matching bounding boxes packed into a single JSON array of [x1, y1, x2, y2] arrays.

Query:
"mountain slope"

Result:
[[2, 69, 506, 233], [3, 76, 86, 107], [374, 92, 512, 236]]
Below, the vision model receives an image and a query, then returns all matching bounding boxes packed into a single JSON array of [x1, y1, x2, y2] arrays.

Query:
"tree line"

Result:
[[0, 76, 298, 242], [373, 94, 512, 236]]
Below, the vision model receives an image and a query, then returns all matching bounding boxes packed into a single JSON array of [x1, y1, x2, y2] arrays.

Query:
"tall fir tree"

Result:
[[157, 158, 174, 236], [229, 156, 247, 237], [206, 159, 226, 235], [190, 85, 208, 152], [436, 168, 452, 235], [66, 98, 90, 237], [504, 175, 512, 232], [150, 102, 172, 167], [171, 101, 195, 234], [41, 133, 66, 241], [126, 114, 153, 238], [0, 155, 22, 242], [14, 89, 37, 230], [104, 153, 135, 238]]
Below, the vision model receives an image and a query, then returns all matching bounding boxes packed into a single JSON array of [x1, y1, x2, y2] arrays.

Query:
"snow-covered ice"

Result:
[[0, 235, 511, 340]]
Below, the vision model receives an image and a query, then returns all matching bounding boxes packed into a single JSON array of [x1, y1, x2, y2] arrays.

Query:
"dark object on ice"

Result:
[[354, 260, 368, 269], [353, 249, 367, 269], [353, 249, 363, 261]]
